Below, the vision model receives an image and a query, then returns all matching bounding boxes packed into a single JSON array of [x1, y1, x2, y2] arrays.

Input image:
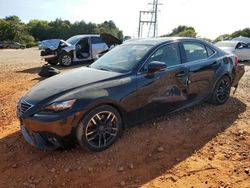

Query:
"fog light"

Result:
[[48, 137, 60, 146]]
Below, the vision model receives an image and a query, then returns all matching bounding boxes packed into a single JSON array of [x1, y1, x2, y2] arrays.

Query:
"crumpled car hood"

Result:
[[40, 39, 70, 50]]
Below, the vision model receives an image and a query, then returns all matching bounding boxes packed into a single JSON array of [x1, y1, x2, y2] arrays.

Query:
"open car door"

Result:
[[100, 33, 122, 47]]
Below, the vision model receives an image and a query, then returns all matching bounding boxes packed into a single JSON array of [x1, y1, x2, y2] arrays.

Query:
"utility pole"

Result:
[[138, 0, 163, 38], [153, 0, 158, 37]]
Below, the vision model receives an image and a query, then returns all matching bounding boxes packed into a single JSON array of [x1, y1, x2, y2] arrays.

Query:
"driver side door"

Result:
[[136, 42, 189, 122]]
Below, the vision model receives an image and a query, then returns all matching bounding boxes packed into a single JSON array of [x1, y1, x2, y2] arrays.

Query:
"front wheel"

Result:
[[209, 75, 231, 105], [76, 105, 123, 152], [59, 52, 72, 67]]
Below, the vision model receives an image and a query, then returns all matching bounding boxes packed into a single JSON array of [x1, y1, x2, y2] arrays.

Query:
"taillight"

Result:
[[234, 56, 238, 66]]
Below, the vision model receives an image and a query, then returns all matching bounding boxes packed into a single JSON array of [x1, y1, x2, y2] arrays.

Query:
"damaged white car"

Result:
[[40, 34, 122, 66]]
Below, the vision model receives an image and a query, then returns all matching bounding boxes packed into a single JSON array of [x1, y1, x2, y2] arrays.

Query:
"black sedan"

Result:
[[17, 37, 245, 151]]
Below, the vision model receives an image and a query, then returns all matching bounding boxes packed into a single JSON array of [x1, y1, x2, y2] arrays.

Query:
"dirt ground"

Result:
[[0, 48, 249, 188]]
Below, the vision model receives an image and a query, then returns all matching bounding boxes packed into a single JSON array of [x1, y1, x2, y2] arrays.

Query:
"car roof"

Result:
[[71, 34, 100, 38], [232, 36, 250, 43], [215, 40, 240, 47], [124, 37, 205, 46], [216, 40, 239, 44]]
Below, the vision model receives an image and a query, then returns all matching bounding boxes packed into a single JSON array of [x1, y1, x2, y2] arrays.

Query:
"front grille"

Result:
[[19, 99, 33, 115], [41, 49, 53, 56]]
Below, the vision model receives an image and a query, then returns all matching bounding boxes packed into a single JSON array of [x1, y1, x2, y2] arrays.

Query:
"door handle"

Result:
[[176, 72, 187, 78], [211, 62, 219, 68]]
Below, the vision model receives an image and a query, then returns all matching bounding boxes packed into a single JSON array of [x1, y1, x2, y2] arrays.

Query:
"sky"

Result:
[[0, 0, 249, 39]]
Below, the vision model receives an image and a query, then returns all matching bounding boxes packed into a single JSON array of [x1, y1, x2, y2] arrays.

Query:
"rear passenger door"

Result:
[[91, 37, 109, 59], [180, 41, 217, 102]]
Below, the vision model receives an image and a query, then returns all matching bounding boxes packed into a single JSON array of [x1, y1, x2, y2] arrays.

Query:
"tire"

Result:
[[209, 75, 231, 105], [59, 52, 72, 67], [76, 105, 123, 152]]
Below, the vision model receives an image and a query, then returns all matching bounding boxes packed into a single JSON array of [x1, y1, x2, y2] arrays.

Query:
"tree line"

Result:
[[161, 25, 250, 43], [1, 16, 249, 47], [0, 16, 123, 47]]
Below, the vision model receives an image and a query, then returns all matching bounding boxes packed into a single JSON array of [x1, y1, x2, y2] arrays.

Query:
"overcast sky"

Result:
[[0, 0, 249, 39]]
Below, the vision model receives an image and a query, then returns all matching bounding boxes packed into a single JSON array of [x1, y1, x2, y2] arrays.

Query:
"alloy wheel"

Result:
[[85, 111, 119, 149], [61, 55, 72, 66], [216, 77, 231, 103]]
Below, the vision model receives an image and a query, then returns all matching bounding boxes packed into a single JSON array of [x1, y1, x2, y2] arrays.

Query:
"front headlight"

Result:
[[45, 99, 76, 112]]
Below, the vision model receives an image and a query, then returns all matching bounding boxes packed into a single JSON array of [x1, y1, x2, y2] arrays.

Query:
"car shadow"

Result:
[[239, 60, 250, 67], [0, 97, 246, 187], [15, 61, 92, 75]]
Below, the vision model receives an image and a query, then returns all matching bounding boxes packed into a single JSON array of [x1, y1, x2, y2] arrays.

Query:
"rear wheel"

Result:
[[76, 105, 123, 152], [210, 75, 231, 105]]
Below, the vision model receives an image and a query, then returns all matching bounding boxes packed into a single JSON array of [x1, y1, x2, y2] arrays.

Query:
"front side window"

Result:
[[183, 42, 208, 62], [141, 43, 181, 72]]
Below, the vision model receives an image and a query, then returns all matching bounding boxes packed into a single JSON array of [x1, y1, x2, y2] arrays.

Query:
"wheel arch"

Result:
[[212, 71, 232, 92], [59, 50, 73, 57], [77, 100, 128, 129]]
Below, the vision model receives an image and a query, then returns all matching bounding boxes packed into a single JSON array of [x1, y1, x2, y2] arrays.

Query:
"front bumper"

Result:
[[41, 54, 57, 59], [40, 49, 58, 62], [21, 125, 60, 150], [19, 112, 83, 150]]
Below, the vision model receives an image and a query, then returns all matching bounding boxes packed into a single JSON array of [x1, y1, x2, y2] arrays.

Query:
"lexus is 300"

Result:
[[17, 37, 245, 151]]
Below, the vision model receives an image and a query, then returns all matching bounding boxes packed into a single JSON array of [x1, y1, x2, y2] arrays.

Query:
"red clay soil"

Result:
[[0, 48, 249, 188]]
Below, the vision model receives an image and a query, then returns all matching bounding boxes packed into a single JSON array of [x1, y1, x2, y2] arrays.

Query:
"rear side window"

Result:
[[183, 42, 207, 62], [206, 46, 215, 57], [91, 37, 104, 44]]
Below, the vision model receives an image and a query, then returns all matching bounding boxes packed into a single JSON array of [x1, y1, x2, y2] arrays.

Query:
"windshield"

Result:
[[66, 36, 82, 45], [215, 41, 237, 48], [90, 44, 152, 73]]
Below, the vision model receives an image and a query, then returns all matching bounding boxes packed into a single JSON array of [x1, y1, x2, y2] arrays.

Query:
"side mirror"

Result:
[[147, 61, 166, 75]]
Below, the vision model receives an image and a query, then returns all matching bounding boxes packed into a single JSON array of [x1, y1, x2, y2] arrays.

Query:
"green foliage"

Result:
[[27, 20, 50, 41], [214, 34, 231, 43], [95, 21, 123, 40], [162, 25, 250, 43], [0, 15, 25, 41], [0, 16, 123, 46], [214, 28, 250, 42], [199, 37, 212, 43], [15, 33, 36, 47], [0, 15, 35, 47], [230, 28, 250, 39], [162, 25, 197, 38]]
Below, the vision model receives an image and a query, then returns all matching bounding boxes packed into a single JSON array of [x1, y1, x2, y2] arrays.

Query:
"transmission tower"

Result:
[[138, 0, 163, 38]]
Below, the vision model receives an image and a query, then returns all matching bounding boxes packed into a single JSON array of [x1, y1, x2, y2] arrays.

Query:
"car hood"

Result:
[[40, 39, 71, 50], [24, 67, 122, 104]]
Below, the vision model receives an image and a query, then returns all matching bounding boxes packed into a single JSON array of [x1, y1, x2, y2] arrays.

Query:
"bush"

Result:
[[15, 33, 35, 46]]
